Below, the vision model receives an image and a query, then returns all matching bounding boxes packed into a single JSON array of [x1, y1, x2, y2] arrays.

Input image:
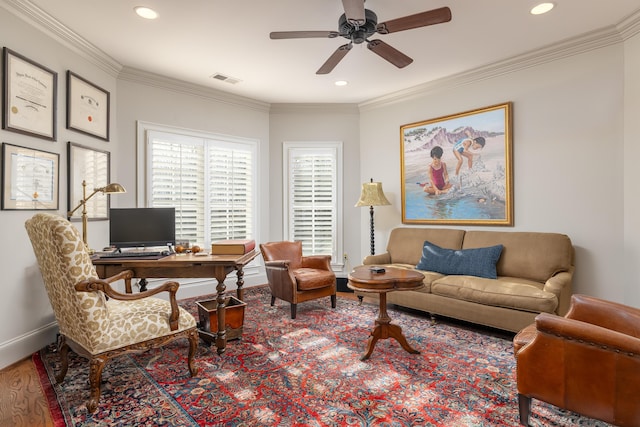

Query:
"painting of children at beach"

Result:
[[400, 102, 513, 225]]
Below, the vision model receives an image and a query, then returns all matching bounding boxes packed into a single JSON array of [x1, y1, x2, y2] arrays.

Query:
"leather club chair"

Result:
[[25, 213, 198, 412], [259, 241, 337, 319], [514, 294, 640, 426]]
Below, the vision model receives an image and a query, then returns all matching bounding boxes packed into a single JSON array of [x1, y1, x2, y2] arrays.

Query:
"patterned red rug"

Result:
[[35, 286, 611, 426]]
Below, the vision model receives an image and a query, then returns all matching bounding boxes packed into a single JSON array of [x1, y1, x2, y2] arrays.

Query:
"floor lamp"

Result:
[[355, 178, 391, 256], [67, 180, 126, 248]]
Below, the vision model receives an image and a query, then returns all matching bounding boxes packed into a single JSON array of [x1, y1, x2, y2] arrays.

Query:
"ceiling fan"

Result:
[[270, 0, 452, 74]]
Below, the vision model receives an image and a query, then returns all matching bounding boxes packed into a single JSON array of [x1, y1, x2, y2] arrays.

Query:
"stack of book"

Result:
[[211, 239, 256, 255]]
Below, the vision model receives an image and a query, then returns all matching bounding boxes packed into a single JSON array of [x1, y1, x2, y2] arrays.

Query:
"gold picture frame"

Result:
[[1, 143, 59, 210], [400, 102, 513, 226]]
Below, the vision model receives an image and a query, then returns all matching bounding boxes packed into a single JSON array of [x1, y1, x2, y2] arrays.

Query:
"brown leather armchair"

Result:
[[260, 241, 336, 319], [514, 294, 640, 426]]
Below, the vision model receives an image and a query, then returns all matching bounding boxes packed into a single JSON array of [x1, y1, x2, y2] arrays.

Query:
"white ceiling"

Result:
[[24, 0, 640, 104]]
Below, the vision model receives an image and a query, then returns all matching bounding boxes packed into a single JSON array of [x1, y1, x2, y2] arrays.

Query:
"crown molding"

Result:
[[617, 8, 640, 41], [3, 0, 639, 112], [0, 0, 122, 76], [270, 103, 360, 115], [118, 67, 270, 113], [359, 25, 626, 111]]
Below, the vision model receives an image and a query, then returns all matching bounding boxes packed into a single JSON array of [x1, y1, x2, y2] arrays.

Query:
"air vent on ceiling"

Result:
[[209, 72, 242, 85]]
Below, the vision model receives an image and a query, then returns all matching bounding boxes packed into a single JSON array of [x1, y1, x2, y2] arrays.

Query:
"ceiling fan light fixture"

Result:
[[134, 6, 158, 20], [530, 3, 554, 15], [335, 80, 348, 86]]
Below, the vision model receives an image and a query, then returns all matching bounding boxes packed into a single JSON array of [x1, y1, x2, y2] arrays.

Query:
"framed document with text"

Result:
[[66, 71, 110, 141], [1, 143, 59, 210], [2, 48, 57, 141]]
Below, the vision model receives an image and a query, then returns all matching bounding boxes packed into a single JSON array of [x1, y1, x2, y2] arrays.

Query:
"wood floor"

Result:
[[0, 356, 53, 427], [0, 292, 364, 426]]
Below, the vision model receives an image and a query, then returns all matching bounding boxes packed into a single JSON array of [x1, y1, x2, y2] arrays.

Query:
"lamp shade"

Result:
[[99, 183, 126, 194], [355, 181, 390, 207]]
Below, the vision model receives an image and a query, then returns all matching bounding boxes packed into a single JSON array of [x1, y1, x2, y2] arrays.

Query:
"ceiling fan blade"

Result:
[[342, 0, 365, 26], [367, 39, 413, 68], [316, 43, 353, 74], [270, 31, 339, 39], [376, 6, 452, 34]]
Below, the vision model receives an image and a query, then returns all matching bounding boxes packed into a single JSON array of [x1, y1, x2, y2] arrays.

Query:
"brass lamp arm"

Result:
[[67, 188, 102, 217]]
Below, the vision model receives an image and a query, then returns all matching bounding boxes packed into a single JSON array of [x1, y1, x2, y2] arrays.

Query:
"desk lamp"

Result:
[[68, 181, 126, 247], [355, 178, 391, 256]]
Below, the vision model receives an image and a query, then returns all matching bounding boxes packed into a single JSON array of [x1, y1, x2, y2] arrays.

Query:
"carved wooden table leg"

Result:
[[361, 291, 420, 361], [235, 266, 245, 301]]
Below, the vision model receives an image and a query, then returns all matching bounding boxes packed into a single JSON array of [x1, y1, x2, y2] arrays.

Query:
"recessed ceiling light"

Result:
[[134, 6, 158, 20], [530, 3, 554, 15], [335, 80, 348, 86]]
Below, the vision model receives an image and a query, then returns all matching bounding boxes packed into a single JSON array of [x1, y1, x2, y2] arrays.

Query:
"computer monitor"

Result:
[[109, 207, 176, 249]]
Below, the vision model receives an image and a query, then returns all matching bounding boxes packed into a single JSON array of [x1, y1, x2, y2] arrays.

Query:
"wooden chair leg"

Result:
[[87, 356, 107, 413], [290, 303, 297, 319], [187, 329, 199, 377], [270, 295, 276, 306], [55, 335, 69, 384], [331, 294, 337, 308], [518, 393, 531, 426]]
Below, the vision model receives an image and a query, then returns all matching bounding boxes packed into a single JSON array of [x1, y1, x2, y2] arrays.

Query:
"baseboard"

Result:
[[0, 322, 58, 370]]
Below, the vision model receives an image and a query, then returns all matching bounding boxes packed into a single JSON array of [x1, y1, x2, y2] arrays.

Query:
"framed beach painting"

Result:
[[400, 102, 513, 226]]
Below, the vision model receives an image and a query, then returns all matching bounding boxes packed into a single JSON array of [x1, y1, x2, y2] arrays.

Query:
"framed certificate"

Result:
[[1, 143, 59, 210], [66, 71, 110, 141], [2, 48, 57, 141]]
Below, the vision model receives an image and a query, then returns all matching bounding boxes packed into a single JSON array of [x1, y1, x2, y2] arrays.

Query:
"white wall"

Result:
[[0, 7, 119, 368], [624, 30, 640, 304], [359, 42, 633, 306], [268, 104, 361, 275]]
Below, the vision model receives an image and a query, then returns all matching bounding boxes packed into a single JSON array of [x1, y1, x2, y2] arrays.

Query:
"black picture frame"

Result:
[[1, 142, 59, 210], [66, 71, 110, 141], [67, 142, 111, 220], [2, 48, 57, 141]]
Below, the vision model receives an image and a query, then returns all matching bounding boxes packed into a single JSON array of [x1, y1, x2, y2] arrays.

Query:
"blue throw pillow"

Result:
[[416, 240, 503, 279]]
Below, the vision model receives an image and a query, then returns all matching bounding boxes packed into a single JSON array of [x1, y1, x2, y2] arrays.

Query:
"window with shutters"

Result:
[[283, 142, 343, 266], [138, 123, 257, 249]]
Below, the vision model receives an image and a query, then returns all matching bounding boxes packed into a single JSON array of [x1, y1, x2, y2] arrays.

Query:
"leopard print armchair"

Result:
[[25, 213, 198, 413]]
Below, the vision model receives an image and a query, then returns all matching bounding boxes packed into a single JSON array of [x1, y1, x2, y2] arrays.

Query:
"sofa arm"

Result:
[[363, 253, 391, 265], [542, 268, 573, 315]]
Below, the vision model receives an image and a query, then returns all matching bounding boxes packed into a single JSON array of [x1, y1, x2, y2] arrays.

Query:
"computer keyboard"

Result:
[[99, 251, 162, 258]]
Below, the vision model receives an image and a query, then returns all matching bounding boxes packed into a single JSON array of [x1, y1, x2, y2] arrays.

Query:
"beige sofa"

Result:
[[360, 227, 574, 333]]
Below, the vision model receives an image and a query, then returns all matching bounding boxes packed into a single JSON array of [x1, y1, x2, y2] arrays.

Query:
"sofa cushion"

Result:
[[386, 228, 465, 266], [416, 240, 503, 279], [462, 231, 573, 283], [431, 275, 559, 313]]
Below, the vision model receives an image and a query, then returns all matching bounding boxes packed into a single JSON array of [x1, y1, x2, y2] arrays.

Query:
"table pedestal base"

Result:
[[361, 292, 420, 360]]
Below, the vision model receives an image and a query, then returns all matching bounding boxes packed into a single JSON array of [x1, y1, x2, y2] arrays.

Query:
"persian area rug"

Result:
[[35, 286, 611, 426]]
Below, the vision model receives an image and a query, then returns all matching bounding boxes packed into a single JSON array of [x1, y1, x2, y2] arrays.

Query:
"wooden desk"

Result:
[[92, 251, 258, 354]]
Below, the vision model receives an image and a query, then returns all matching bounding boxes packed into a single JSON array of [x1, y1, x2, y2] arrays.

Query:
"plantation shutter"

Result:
[[284, 143, 342, 262], [147, 129, 255, 248], [209, 143, 254, 241]]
